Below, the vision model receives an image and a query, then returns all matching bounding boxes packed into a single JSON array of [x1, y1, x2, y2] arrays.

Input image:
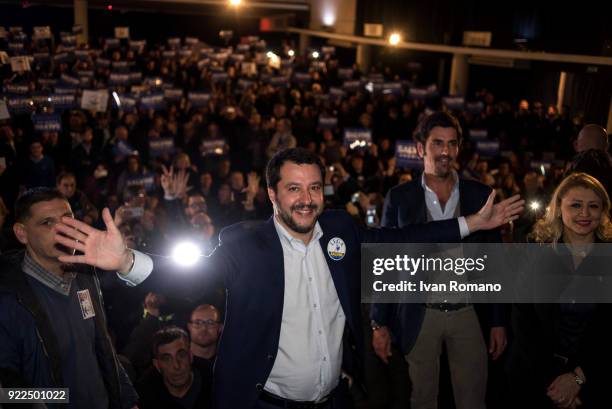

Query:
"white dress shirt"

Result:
[[265, 218, 345, 402], [115, 249, 153, 286], [421, 170, 470, 237]]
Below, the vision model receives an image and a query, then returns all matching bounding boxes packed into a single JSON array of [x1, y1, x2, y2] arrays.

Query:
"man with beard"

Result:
[[372, 112, 507, 409], [59, 148, 523, 409]]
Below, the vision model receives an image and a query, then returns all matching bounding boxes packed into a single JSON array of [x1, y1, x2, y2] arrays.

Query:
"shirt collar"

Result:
[[421, 169, 459, 194], [22, 251, 76, 296], [273, 215, 324, 250]]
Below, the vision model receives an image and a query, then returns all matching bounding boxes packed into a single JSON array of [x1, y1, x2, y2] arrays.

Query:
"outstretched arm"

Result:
[[54, 208, 153, 285]]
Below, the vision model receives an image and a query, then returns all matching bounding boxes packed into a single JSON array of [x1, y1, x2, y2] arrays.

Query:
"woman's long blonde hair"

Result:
[[530, 172, 612, 243]]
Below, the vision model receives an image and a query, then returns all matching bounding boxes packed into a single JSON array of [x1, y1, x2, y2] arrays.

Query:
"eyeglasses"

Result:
[[189, 319, 219, 327]]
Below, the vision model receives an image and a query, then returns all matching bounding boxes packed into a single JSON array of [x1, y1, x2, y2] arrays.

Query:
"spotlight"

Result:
[[388, 33, 401, 46], [229, 0, 241, 6], [529, 201, 541, 211], [171, 241, 201, 267], [311, 51, 320, 59], [288, 49, 295, 57]]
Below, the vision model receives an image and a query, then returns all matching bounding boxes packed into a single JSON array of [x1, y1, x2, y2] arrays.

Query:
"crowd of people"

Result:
[[1, 24, 611, 409]]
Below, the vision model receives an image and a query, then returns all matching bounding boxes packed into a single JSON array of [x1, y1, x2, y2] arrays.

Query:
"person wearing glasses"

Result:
[[187, 304, 223, 380]]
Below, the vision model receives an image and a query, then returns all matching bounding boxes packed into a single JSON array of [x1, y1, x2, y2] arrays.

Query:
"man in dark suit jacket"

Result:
[[371, 112, 509, 409], [155, 148, 524, 409]]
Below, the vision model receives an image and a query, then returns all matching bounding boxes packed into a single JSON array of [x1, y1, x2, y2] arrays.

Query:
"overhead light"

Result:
[[388, 33, 401, 46], [288, 49, 295, 57], [311, 51, 320, 59]]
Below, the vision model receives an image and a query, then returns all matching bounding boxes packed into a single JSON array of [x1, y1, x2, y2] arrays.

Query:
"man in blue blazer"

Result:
[[64, 147, 522, 409], [371, 112, 508, 409], [195, 147, 521, 409]]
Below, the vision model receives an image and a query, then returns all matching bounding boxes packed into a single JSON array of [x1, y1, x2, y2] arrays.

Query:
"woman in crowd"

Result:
[[507, 172, 612, 409]]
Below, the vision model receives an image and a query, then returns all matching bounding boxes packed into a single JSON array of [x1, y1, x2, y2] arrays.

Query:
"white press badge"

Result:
[[77, 289, 96, 320], [327, 237, 346, 261]]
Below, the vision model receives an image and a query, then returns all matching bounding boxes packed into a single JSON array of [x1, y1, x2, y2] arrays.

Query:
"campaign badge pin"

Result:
[[327, 237, 346, 261], [77, 289, 96, 320]]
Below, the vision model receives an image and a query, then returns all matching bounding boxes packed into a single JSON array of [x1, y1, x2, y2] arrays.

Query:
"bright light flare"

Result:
[[171, 241, 201, 267], [311, 51, 320, 59], [229, 0, 241, 6], [288, 49, 295, 57], [388, 33, 401, 46], [529, 201, 541, 211]]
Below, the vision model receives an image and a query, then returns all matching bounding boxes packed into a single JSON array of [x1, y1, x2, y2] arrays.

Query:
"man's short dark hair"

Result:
[[151, 326, 190, 357], [56, 171, 76, 186], [266, 148, 325, 191], [414, 111, 463, 145], [14, 187, 66, 222]]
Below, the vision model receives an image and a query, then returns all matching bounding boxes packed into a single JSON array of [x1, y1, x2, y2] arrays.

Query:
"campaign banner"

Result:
[[129, 72, 142, 84], [476, 140, 500, 157], [49, 93, 77, 110], [144, 77, 164, 88], [237, 79, 255, 90], [201, 139, 226, 156], [530, 160, 552, 175], [6, 96, 33, 114], [140, 93, 165, 110], [466, 101, 484, 113], [109, 72, 131, 86], [197, 59, 211, 69], [32, 114, 62, 133], [114, 94, 137, 110], [185, 37, 199, 46], [338, 68, 354, 80], [211, 53, 229, 61], [129, 40, 146, 52], [60, 74, 79, 87], [5, 84, 29, 94], [187, 92, 210, 108], [269, 76, 289, 87], [229, 53, 245, 62], [112, 61, 130, 72], [96, 58, 111, 68], [115, 27, 130, 39], [149, 137, 175, 158], [31, 94, 50, 107], [74, 50, 90, 60], [105, 38, 120, 49], [0, 100, 9, 120], [81, 89, 109, 112], [241, 62, 257, 76], [211, 73, 229, 84], [77, 70, 94, 79], [114, 139, 136, 159], [162, 50, 176, 59], [321, 46, 336, 55], [329, 87, 346, 101], [469, 129, 488, 141], [395, 140, 423, 169], [293, 72, 312, 84], [61, 35, 77, 46], [54, 86, 77, 94], [8, 43, 25, 53], [236, 44, 250, 52], [408, 84, 438, 99], [164, 88, 183, 102], [72, 25, 83, 34], [179, 49, 193, 59], [442, 96, 465, 110], [383, 82, 403, 96], [343, 80, 361, 92], [38, 78, 57, 89], [318, 116, 338, 130], [344, 128, 372, 149], [10, 56, 30, 72], [311, 61, 327, 71], [33, 52, 51, 62], [33, 26, 52, 40], [368, 73, 384, 82], [168, 37, 181, 48], [126, 173, 156, 192]]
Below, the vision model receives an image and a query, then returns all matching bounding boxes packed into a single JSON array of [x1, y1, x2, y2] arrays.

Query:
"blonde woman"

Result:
[[507, 173, 612, 409]]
